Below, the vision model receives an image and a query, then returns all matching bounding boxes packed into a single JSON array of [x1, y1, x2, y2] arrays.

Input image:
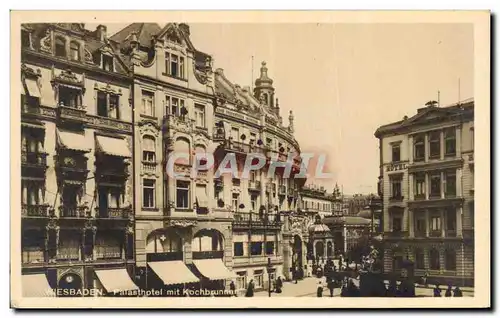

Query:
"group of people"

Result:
[[230, 276, 284, 297], [433, 284, 463, 297]]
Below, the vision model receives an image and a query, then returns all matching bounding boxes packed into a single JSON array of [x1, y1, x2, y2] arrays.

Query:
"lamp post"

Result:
[[267, 257, 272, 297]]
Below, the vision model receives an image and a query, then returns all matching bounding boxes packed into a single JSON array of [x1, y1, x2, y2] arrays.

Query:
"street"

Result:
[[254, 277, 474, 297]]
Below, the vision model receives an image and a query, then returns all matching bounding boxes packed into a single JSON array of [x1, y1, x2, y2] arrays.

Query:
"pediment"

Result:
[[401, 107, 461, 127], [157, 23, 195, 51]]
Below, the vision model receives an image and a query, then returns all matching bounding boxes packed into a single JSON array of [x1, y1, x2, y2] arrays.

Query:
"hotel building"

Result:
[[375, 99, 474, 286]]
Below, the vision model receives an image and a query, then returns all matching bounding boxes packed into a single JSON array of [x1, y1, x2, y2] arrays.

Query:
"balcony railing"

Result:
[[96, 207, 131, 219], [22, 204, 50, 217], [446, 230, 457, 238], [389, 195, 404, 202], [233, 212, 282, 228], [142, 161, 157, 174], [429, 230, 442, 238], [57, 156, 88, 173], [97, 165, 129, 178], [220, 140, 268, 155], [385, 231, 407, 238], [147, 251, 183, 262], [248, 180, 261, 191], [21, 151, 48, 168], [59, 205, 89, 218], [192, 250, 224, 260], [57, 104, 87, 123], [414, 230, 426, 238]]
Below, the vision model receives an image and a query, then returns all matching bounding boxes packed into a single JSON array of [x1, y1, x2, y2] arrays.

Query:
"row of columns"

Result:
[[406, 207, 463, 237], [408, 169, 463, 201], [408, 126, 462, 164]]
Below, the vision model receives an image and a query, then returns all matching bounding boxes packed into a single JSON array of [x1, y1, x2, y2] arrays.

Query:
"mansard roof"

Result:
[[110, 23, 162, 48]]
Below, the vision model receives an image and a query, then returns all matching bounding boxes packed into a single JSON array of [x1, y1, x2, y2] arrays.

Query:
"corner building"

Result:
[[375, 100, 474, 286], [20, 23, 137, 296]]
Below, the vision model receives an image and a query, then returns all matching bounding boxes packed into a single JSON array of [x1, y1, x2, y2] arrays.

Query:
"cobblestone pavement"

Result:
[[254, 277, 474, 297]]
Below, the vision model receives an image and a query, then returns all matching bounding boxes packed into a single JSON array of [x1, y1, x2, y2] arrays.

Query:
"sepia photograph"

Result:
[[10, 10, 490, 309]]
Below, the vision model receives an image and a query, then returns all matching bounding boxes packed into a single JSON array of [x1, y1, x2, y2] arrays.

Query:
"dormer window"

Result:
[[165, 52, 185, 79], [55, 36, 66, 58], [70, 42, 80, 61], [102, 55, 114, 72]]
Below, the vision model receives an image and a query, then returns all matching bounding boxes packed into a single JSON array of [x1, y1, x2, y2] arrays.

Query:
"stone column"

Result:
[[438, 130, 444, 160], [425, 173, 429, 200], [440, 209, 445, 237], [456, 207, 463, 237], [425, 210, 430, 237], [424, 133, 429, 163], [409, 173, 414, 201], [440, 171, 445, 199], [408, 135, 414, 164], [168, 175, 175, 215], [22, 184, 27, 205], [456, 126, 462, 158], [456, 169, 462, 196], [408, 209, 414, 237]]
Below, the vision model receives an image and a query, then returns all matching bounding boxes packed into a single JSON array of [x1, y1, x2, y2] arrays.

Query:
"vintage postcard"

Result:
[[10, 10, 490, 309]]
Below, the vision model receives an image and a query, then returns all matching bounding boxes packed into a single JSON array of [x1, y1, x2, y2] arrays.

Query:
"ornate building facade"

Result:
[[21, 23, 137, 296], [375, 99, 474, 286]]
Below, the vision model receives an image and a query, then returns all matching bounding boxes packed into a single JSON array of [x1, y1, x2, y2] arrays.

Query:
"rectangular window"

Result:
[[176, 181, 190, 209], [232, 193, 240, 212], [171, 97, 179, 116], [251, 194, 257, 212], [250, 132, 257, 145], [429, 173, 441, 198], [415, 249, 425, 269], [414, 173, 426, 198], [234, 242, 244, 257], [429, 131, 441, 158], [390, 175, 402, 199], [445, 170, 456, 197], [165, 53, 170, 74], [141, 90, 155, 117], [142, 179, 155, 208], [445, 128, 456, 156], [58, 86, 80, 108], [179, 57, 185, 78], [253, 271, 264, 288], [171, 54, 178, 77], [446, 209, 456, 231], [265, 241, 275, 255], [415, 218, 426, 234], [250, 242, 263, 256], [231, 127, 239, 141], [391, 144, 401, 162], [414, 135, 425, 161], [392, 216, 402, 232], [109, 95, 119, 119], [97, 92, 108, 117], [236, 272, 247, 290], [102, 55, 114, 72], [431, 216, 441, 231], [195, 104, 205, 128]]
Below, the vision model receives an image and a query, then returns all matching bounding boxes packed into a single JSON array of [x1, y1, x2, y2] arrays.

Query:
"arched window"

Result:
[[55, 36, 66, 58], [70, 41, 80, 61], [315, 241, 325, 258], [146, 230, 182, 254], [142, 135, 156, 162], [445, 249, 456, 271], [194, 144, 207, 168], [174, 137, 190, 165], [429, 248, 440, 270], [192, 229, 224, 252]]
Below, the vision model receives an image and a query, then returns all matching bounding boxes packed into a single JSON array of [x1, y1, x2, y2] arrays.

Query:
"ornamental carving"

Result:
[[21, 63, 41, 79], [94, 83, 122, 95], [51, 68, 85, 89], [138, 120, 161, 134], [194, 67, 209, 85], [288, 215, 308, 234], [84, 46, 94, 64], [168, 219, 197, 227], [40, 30, 52, 53]]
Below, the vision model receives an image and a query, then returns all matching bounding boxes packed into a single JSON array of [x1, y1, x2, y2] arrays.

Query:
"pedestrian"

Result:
[[245, 279, 254, 297], [453, 286, 463, 297], [433, 284, 442, 297], [422, 271, 429, 287], [347, 279, 360, 297], [294, 266, 299, 284], [229, 280, 237, 297], [275, 276, 283, 294], [340, 282, 348, 297], [316, 281, 323, 297], [445, 283, 453, 297], [387, 278, 398, 297], [327, 277, 335, 297]]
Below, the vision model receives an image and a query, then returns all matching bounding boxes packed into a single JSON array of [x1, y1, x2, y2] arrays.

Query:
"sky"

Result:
[[101, 23, 473, 195]]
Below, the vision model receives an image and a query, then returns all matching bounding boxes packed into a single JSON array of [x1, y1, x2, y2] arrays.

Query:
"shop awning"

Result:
[[96, 135, 131, 158], [192, 259, 237, 280], [22, 273, 55, 297], [195, 185, 208, 208], [25, 79, 41, 98], [95, 268, 139, 293], [56, 130, 91, 152], [148, 261, 199, 286]]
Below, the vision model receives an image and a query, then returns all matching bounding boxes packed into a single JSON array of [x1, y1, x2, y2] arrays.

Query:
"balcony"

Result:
[[248, 180, 261, 191], [57, 104, 87, 124], [22, 204, 50, 217], [414, 230, 426, 238], [96, 207, 131, 219], [147, 251, 183, 262], [162, 115, 194, 134], [192, 250, 224, 260], [446, 230, 457, 238], [232, 212, 282, 229], [21, 151, 48, 169], [217, 139, 269, 156], [59, 205, 89, 218], [57, 155, 88, 174], [384, 231, 408, 239], [429, 230, 442, 238], [142, 161, 157, 174], [389, 195, 404, 202]]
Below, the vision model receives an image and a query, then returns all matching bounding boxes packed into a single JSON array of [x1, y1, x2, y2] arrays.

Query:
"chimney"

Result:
[[96, 25, 107, 41], [179, 23, 191, 36]]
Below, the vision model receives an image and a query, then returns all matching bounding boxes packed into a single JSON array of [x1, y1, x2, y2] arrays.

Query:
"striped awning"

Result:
[[56, 130, 91, 152], [95, 268, 139, 293], [96, 135, 131, 158], [22, 273, 55, 297], [25, 79, 41, 98], [148, 261, 199, 286], [192, 259, 237, 280]]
